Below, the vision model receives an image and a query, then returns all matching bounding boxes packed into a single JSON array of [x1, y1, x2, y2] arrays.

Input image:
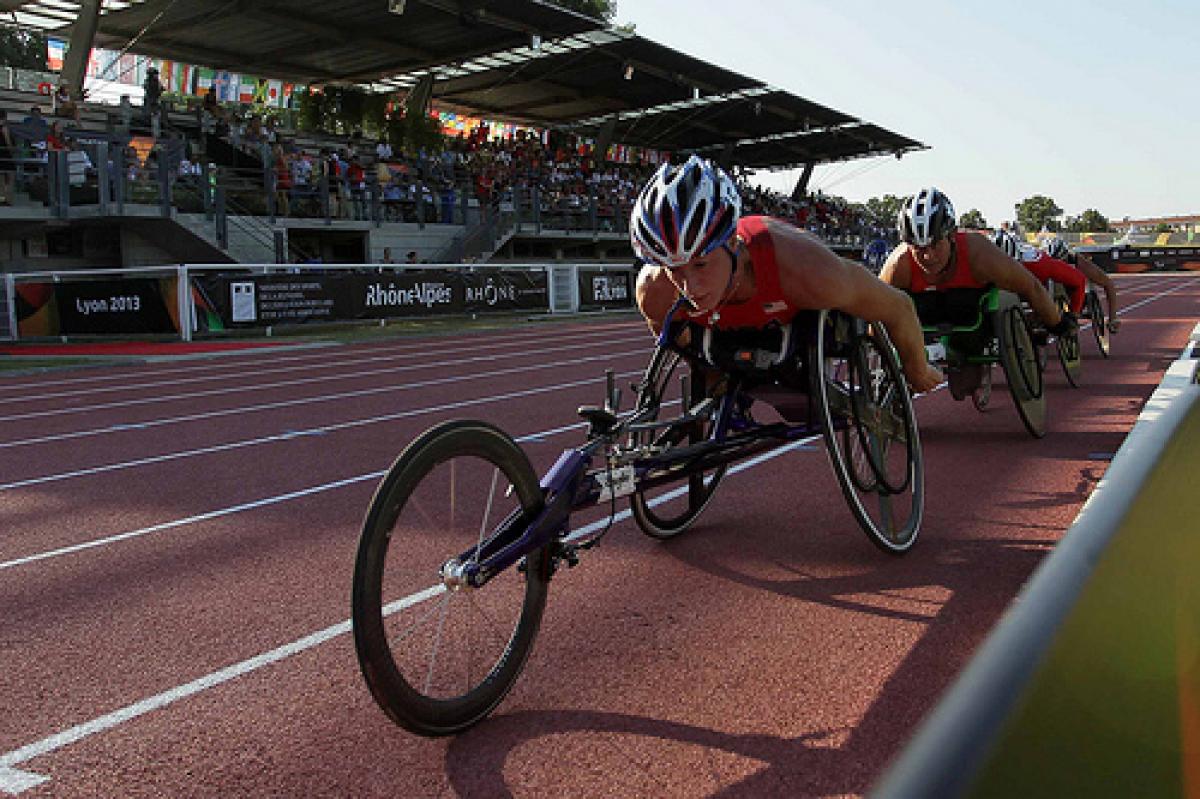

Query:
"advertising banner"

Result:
[[16, 278, 180, 337], [193, 269, 549, 327], [577, 267, 635, 311]]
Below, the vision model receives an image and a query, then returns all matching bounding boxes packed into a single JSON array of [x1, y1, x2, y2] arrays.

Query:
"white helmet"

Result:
[[991, 229, 1019, 259], [630, 155, 741, 268], [898, 187, 956, 246]]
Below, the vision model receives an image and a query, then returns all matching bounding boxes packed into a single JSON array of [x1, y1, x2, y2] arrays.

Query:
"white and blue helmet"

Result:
[[898, 187, 956, 246], [630, 155, 741, 268]]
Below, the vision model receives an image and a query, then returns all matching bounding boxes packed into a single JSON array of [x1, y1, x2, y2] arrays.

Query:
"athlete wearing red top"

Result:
[[1018, 246, 1086, 313], [880, 187, 1072, 337], [631, 158, 943, 393]]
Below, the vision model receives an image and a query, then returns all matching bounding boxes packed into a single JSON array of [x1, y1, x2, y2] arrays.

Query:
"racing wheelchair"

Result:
[[910, 285, 1046, 438], [351, 298, 924, 736], [1025, 281, 1083, 388], [1082, 283, 1112, 358]]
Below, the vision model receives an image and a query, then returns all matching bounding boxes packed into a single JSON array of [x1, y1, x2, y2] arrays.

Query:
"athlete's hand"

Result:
[[907, 363, 944, 394]]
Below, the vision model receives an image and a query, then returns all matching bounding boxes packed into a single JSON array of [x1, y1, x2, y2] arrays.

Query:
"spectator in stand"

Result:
[[0, 111, 14, 204], [22, 106, 48, 143], [46, 121, 67, 151], [143, 67, 163, 122], [440, 178, 456, 224], [406, 250, 418, 264], [376, 139, 393, 161], [272, 143, 291, 217], [381, 247, 395, 264], [346, 154, 366, 220], [53, 84, 80, 123]]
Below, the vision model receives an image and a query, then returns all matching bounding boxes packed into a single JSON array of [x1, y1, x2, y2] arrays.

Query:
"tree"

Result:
[[1063, 208, 1111, 233], [1014, 195, 1063, 233], [546, 0, 617, 23], [862, 194, 905, 230], [959, 208, 988, 230], [0, 26, 48, 70]]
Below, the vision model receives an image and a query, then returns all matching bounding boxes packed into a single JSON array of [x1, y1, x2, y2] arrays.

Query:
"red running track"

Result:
[[0, 274, 1195, 797]]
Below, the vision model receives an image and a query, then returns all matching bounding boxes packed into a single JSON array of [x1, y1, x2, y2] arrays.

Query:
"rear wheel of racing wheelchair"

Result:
[[1084, 286, 1111, 358], [352, 420, 550, 736], [812, 310, 924, 554], [1051, 284, 1082, 387], [629, 347, 728, 539], [996, 300, 1046, 438]]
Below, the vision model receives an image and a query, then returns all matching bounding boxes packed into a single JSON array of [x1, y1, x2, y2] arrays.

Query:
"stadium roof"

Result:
[[3, 0, 927, 166]]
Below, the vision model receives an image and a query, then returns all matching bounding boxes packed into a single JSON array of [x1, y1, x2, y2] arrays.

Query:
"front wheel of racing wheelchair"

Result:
[[811, 311, 924, 554]]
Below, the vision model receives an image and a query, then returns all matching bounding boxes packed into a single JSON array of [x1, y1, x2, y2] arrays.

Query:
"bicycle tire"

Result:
[[352, 419, 549, 736]]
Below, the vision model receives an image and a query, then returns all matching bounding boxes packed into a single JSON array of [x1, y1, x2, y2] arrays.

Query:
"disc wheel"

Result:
[[1086, 287, 1111, 358], [997, 305, 1046, 438], [629, 348, 727, 539], [352, 420, 549, 736], [813, 311, 924, 554]]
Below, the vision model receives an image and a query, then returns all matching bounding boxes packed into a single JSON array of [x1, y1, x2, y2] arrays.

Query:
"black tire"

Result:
[[352, 420, 549, 736], [1053, 286, 1082, 387], [629, 348, 727, 539], [812, 311, 923, 554], [1086, 288, 1111, 358], [997, 305, 1046, 438]]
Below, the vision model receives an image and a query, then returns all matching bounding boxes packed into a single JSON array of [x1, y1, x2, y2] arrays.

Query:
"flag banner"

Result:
[[46, 39, 65, 71]]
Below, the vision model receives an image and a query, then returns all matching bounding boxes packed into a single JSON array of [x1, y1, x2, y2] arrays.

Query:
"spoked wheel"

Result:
[[997, 305, 1046, 438], [629, 347, 727, 539], [971, 364, 992, 411], [352, 420, 549, 737], [1085, 288, 1111, 358], [1053, 287, 1082, 387], [813, 311, 923, 554]]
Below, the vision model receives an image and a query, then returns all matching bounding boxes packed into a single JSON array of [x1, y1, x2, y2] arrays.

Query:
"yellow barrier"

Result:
[[874, 326, 1200, 798]]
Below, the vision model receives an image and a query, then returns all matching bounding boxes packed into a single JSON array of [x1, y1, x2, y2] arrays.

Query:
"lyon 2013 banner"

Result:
[[15, 278, 181, 337]]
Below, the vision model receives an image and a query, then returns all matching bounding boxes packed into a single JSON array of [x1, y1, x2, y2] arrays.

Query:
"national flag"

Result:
[[239, 76, 258, 104], [196, 67, 215, 94], [265, 79, 283, 107], [47, 38, 65, 71]]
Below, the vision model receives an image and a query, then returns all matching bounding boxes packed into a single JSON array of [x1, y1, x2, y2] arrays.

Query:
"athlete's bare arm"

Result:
[[635, 264, 678, 336], [878, 243, 913, 290], [964, 232, 1062, 325], [766, 220, 943, 393], [1074, 252, 1120, 326]]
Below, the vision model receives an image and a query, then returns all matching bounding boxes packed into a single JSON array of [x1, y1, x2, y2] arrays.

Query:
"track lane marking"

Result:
[[0, 280, 1192, 793]]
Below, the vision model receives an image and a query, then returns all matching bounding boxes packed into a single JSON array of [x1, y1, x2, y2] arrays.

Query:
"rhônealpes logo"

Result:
[[465, 278, 518, 306], [365, 282, 453, 308]]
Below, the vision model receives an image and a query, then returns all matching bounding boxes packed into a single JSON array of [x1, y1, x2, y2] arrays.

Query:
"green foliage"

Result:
[[959, 208, 988, 230], [295, 87, 328, 132], [546, 0, 617, 22], [1154, 223, 1174, 234], [0, 26, 48, 70], [386, 108, 444, 155], [863, 194, 905, 230], [1063, 208, 1111, 233], [1014, 195, 1063, 233]]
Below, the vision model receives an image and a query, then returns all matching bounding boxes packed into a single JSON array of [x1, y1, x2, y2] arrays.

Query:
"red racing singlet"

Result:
[[905, 231, 984, 292], [1020, 251, 1086, 313], [686, 216, 800, 330]]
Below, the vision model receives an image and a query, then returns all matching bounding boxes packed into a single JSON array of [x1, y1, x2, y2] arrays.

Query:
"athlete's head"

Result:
[[899, 187, 957, 276], [991, 229, 1020, 259], [1042, 237, 1071, 261], [630, 155, 740, 270], [898, 187, 956, 247], [631, 155, 743, 312]]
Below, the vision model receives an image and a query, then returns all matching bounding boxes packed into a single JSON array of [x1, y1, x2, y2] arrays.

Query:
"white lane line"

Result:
[[0, 433, 817, 795], [0, 282, 1189, 792], [0, 319, 644, 395], [0, 335, 650, 424], [0, 325, 647, 407], [0, 347, 649, 451]]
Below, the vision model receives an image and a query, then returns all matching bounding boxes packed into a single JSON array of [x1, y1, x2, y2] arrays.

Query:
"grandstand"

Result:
[[0, 0, 924, 275]]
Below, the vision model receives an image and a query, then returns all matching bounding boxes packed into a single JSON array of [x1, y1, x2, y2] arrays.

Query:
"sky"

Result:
[[619, 0, 1199, 226]]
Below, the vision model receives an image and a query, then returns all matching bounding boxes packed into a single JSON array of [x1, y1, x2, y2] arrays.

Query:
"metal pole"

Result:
[[95, 140, 110, 215], [320, 172, 330, 225], [417, 184, 426, 230], [534, 184, 542, 235], [176, 265, 192, 342], [215, 186, 228, 249], [158, 147, 172, 218], [202, 160, 212, 219], [5, 273, 17, 341], [266, 164, 276, 224], [113, 145, 125, 214]]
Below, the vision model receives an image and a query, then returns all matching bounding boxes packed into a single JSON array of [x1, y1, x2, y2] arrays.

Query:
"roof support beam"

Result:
[[61, 0, 101, 100]]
